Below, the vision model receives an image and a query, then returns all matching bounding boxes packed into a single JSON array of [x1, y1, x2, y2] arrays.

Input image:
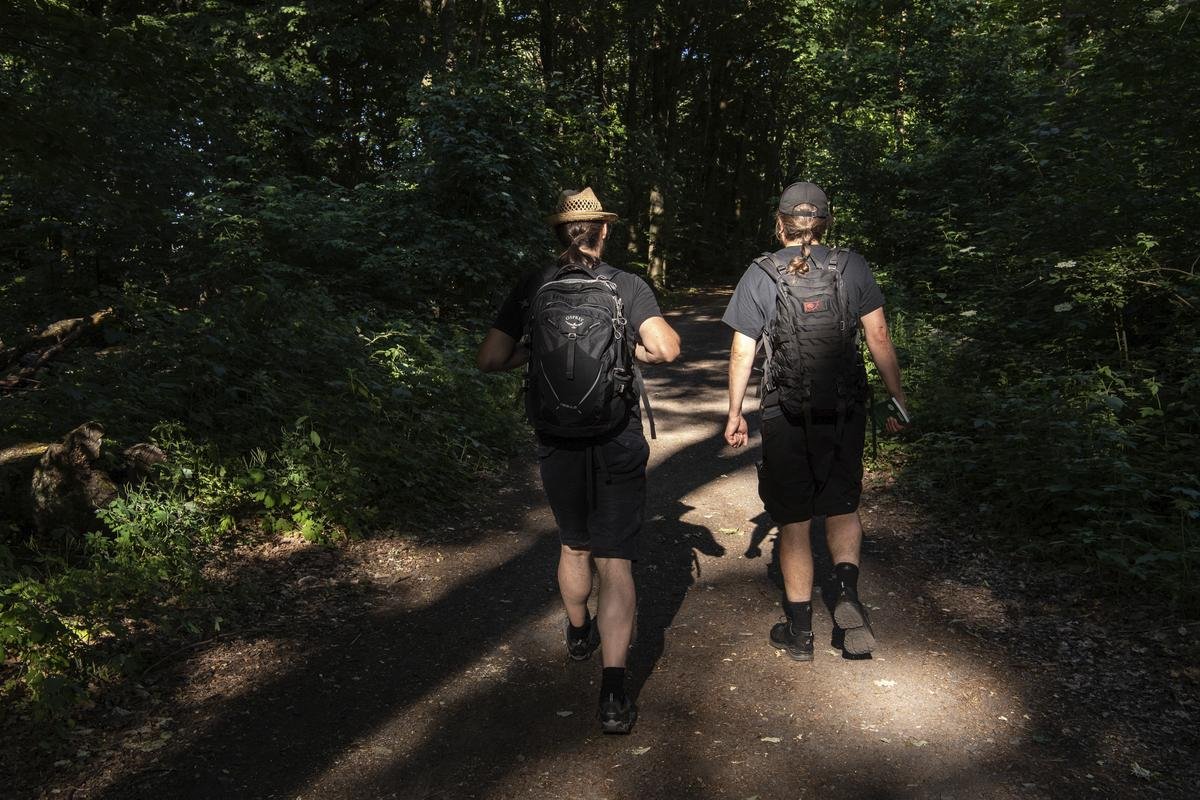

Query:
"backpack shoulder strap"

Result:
[[522, 265, 560, 336], [591, 261, 620, 279], [753, 251, 785, 283], [825, 246, 853, 274], [825, 247, 841, 271], [825, 247, 858, 338], [552, 263, 593, 281]]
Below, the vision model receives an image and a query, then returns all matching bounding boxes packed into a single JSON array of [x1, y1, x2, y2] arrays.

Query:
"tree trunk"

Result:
[[893, 5, 908, 154], [622, 0, 648, 263], [440, 0, 458, 71], [467, 0, 491, 69], [538, 0, 556, 90], [647, 185, 667, 289]]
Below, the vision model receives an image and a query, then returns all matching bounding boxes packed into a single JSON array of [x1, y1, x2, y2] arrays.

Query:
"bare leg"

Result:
[[777, 520, 814, 602], [558, 544, 593, 627], [594, 557, 635, 668], [825, 512, 863, 567], [826, 511, 875, 654]]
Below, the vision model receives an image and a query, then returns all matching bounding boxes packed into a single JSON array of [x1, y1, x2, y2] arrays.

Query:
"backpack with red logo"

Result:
[[522, 263, 653, 439], [757, 248, 866, 417]]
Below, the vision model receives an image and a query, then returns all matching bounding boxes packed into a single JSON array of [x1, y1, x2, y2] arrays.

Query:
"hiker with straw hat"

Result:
[[478, 187, 680, 733]]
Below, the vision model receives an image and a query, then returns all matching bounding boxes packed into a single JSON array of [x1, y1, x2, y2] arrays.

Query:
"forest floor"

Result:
[[6, 293, 1199, 799]]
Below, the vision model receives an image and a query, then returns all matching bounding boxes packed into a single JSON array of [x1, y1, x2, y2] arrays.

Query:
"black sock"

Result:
[[785, 600, 813, 632], [834, 562, 860, 597], [600, 667, 626, 702], [568, 611, 591, 639]]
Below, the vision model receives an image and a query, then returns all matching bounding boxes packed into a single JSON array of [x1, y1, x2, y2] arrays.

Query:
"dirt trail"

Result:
[[30, 293, 1192, 799]]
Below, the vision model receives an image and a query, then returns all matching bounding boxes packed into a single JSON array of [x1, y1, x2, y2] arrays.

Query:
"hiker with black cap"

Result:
[[477, 187, 680, 733], [721, 181, 909, 662]]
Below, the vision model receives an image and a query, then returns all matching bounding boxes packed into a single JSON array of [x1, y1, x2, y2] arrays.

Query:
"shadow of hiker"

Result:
[[89, 296, 751, 800], [93, 498, 569, 799], [76, 293, 1128, 799], [743, 510, 771, 560], [345, 500, 731, 800], [627, 499, 725, 701]]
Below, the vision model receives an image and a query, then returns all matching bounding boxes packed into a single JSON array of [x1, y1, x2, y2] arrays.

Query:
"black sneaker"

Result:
[[770, 620, 815, 662], [598, 693, 637, 734], [833, 591, 876, 656], [565, 617, 600, 661]]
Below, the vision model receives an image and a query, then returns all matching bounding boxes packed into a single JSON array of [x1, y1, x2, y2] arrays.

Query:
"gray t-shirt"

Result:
[[722, 244, 885, 418]]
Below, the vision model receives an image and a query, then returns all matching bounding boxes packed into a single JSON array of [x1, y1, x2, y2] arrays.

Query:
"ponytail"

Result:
[[774, 205, 830, 274], [556, 220, 606, 269], [785, 234, 818, 275]]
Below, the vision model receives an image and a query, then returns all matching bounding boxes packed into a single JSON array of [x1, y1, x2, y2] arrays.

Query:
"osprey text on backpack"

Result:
[[757, 248, 866, 419], [523, 265, 655, 439]]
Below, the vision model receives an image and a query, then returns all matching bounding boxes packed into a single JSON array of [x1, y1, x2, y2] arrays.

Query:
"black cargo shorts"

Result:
[[757, 404, 866, 524], [537, 421, 649, 560]]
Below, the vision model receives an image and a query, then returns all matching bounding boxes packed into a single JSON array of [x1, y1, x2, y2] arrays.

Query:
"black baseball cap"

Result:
[[778, 181, 829, 218]]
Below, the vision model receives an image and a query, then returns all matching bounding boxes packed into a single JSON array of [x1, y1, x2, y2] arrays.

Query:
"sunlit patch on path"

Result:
[[77, 294, 1139, 800]]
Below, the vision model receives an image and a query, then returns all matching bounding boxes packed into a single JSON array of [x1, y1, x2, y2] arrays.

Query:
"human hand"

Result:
[[724, 414, 748, 448], [885, 393, 911, 434]]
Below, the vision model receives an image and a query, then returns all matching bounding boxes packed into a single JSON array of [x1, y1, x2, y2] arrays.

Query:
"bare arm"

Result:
[[476, 328, 528, 373], [724, 331, 757, 447], [861, 307, 908, 431], [635, 316, 681, 364]]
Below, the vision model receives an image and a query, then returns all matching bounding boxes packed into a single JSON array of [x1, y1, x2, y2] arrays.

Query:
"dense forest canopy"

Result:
[[1, 0, 1197, 714]]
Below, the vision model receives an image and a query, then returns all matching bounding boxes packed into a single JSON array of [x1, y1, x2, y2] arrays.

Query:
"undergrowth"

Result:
[[0, 275, 523, 720], [878, 245, 1200, 614]]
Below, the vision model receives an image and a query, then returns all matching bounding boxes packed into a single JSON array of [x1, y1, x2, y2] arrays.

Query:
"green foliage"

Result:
[[889, 273, 1200, 607], [829, 2, 1200, 609], [3, 0, 1199, 721], [0, 302, 523, 712]]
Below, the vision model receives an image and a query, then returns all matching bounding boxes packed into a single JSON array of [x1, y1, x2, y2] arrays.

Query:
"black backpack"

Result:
[[523, 263, 655, 439], [757, 247, 866, 417]]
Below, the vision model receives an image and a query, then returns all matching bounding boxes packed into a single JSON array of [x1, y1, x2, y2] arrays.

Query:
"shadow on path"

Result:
[[85, 294, 1167, 799], [95, 297, 747, 799]]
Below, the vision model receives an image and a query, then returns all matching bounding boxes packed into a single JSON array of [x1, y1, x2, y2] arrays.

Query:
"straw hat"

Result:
[[545, 187, 619, 226]]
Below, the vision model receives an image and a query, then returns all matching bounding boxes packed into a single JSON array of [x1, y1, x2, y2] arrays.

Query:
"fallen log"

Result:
[[0, 318, 100, 370], [2, 433, 168, 543], [0, 442, 51, 466], [0, 308, 114, 392]]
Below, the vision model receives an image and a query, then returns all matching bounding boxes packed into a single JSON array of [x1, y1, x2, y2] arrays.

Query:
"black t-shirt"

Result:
[[722, 244, 885, 418], [492, 262, 663, 342], [492, 261, 664, 435]]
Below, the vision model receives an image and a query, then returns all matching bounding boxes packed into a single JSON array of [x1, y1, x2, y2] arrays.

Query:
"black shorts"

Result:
[[537, 423, 649, 561], [758, 405, 866, 524]]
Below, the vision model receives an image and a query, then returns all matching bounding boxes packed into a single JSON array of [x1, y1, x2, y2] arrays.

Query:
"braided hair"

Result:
[[774, 203, 830, 274]]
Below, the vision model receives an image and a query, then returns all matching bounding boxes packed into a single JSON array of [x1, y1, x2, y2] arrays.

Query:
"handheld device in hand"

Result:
[[871, 396, 912, 429]]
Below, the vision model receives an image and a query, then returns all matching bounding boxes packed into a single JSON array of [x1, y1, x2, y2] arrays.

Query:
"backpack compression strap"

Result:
[[590, 263, 658, 440], [751, 253, 784, 394], [632, 362, 656, 439]]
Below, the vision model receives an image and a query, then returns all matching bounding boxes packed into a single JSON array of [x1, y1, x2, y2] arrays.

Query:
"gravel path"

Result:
[[44, 292, 1188, 800]]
